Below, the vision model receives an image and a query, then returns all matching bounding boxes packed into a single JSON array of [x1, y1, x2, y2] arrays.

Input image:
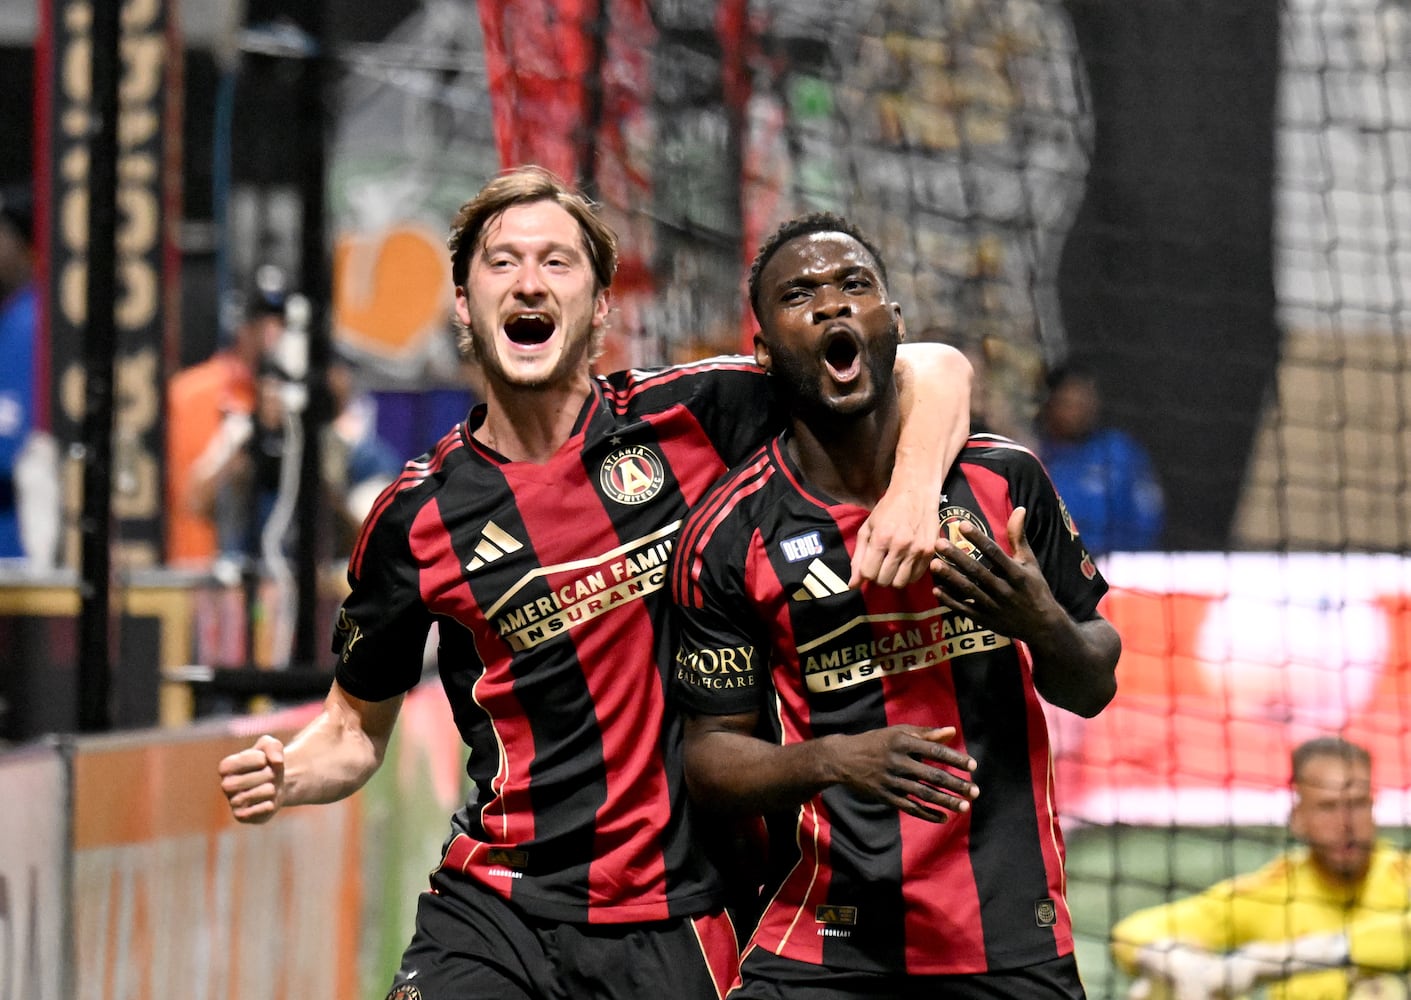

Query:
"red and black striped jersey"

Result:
[[333, 358, 777, 925], [670, 432, 1108, 975]]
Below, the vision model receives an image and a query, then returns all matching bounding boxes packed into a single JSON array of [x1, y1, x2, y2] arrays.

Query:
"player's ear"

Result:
[[754, 332, 771, 371], [893, 304, 905, 341], [1288, 789, 1307, 840], [592, 287, 611, 329], [454, 285, 472, 328]]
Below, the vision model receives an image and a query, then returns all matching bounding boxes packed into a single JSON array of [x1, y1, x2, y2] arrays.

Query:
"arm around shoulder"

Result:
[[892, 341, 972, 490], [854, 343, 973, 588]]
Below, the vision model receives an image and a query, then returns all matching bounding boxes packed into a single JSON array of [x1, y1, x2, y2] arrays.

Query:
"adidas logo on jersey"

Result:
[[792, 559, 850, 600], [466, 521, 524, 571]]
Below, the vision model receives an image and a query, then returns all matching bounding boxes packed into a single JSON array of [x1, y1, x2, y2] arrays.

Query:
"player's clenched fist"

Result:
[[218, 734, 287, 824]]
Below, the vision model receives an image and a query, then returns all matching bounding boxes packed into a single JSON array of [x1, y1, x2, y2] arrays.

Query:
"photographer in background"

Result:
[[168, 267, 288, 567]]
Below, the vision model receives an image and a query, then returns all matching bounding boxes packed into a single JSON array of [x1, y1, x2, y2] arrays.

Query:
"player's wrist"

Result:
[[814, 733, 855, 790], [1285, 932, 1349, 970], [1231, 933, 1349, 984]]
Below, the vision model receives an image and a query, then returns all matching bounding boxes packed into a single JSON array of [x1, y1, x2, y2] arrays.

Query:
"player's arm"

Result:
[[1107, 881, 1349, 999], [1176, 893, 1411, 981], [1149, 919, 1404, 995], [683, 710, 979, 824], [218, 679, 403, 824], [932, 506, 1119, 718], [851, 342, 972, 589], [186, 410, 254, 516], [1120, 934, 1354, 1000], [1111, 891, 1256, 998], [1234, 907, 1409, 976], [1211, 911, 1411, 984]]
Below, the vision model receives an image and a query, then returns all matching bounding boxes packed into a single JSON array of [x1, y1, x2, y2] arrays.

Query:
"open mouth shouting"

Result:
[[822, 326, 863, 384], [505, 311, 556, 347]]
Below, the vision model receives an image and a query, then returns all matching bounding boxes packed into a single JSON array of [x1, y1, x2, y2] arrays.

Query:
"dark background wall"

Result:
[[1059, 0, 1283, 550], [0, 47, 34, 186]]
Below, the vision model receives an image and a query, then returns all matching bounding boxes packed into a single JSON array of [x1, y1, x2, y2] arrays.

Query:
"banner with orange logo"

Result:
[[70, 712, 362, 1000], [0, 745, 67, 1000], [1054, 553, 1411, 827]]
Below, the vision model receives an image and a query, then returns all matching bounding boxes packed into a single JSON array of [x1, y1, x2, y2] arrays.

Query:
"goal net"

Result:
[[320, 2, 1411, 996]]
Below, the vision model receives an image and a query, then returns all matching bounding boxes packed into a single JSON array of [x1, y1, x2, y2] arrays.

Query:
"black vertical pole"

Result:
[[78, 0, 122, 732], [293, 0, 328, 671], [579, 0, 607, 198]]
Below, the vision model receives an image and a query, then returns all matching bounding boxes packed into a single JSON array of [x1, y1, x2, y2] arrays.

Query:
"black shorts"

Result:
[[382, 874, 741, 1000], [726, 949, 1087, 1000]]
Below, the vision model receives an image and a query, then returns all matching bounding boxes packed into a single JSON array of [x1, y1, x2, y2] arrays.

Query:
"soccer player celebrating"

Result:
[[217, 168, 972, 1000], [669, 212, 1120, 998]]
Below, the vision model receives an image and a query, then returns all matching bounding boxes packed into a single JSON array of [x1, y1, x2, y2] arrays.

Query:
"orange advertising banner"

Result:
[[70, 708, 362, 1000], [1055, 553, 1411, 826], [0, 746, 68, 1000]]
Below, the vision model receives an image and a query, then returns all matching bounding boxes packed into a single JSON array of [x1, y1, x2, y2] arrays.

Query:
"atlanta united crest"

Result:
[[938, 506, 989, 560], [600, 446, 666, 505]]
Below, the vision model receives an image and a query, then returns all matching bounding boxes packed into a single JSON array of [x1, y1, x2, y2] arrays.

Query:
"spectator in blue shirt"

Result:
[[0, 185, 38, 560], [1038, 363, 1164, 555]]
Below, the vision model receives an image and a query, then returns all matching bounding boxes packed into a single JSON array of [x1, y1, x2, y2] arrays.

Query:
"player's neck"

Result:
[[787, 407, 901, 509], [475, 376, 594, 464], [1310, 857, 1371, 892]]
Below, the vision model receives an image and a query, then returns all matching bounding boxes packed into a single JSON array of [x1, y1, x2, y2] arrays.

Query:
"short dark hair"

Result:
[[747, 211, 888, 323], [1291, 736, 1371, 784], [1043, 361, 1099, 395]]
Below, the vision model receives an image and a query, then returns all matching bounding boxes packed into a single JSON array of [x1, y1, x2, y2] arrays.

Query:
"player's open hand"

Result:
[[930, 507, 1064, 642], [218, 734, 287, 824], [832, 725, 978, 823]]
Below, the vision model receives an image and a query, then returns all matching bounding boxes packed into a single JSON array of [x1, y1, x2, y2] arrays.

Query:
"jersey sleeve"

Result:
[[1347, 911, 1411, 973], [332, 494, 434, 701], [604, 356, 783, 467], [1006, 444, 1109, 622], [1346, 851, 1411, 972], [669, 501, 769, 717]]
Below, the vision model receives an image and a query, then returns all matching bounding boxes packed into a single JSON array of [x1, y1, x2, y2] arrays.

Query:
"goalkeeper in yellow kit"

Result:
[[1111, 737, 1411, 1000]]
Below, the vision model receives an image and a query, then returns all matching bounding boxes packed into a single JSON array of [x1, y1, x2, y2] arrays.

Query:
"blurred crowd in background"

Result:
[[0, 0, 1404, 683]]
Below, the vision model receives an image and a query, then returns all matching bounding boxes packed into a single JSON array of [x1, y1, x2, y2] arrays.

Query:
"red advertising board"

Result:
[[1056, 553, 1411, 826]]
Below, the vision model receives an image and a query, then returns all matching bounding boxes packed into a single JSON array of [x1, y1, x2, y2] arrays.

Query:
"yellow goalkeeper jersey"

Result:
[[1110, 842, 1411, 999]]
